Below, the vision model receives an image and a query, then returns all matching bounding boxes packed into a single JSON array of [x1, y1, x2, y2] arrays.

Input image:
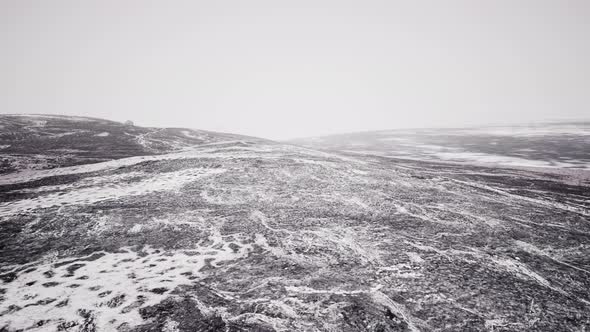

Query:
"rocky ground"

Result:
[[290, 122, 590, 170], [0, 116, 589, 331], [0, 114, 259, 174]]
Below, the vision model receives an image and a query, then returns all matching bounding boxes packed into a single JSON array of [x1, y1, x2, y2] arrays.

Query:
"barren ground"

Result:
[[1, 116, 589, 331]]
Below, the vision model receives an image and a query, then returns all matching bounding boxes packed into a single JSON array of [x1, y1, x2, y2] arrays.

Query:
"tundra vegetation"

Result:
[[0, 115, 589, 331]]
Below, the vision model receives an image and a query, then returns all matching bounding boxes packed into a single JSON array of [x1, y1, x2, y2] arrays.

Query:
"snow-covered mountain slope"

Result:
[[0, 114, 259, 174], [1, 117, 589, 331], [289, 122, 590, 170]]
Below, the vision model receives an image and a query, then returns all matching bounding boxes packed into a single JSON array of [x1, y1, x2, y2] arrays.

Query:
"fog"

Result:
[[1, 0, 589, 139]]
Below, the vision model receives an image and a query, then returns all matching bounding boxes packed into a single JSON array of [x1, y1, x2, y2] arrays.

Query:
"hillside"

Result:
[[290, 122, 590, 170], [1, 116, 589, 331], [0, 115, 257, 174]]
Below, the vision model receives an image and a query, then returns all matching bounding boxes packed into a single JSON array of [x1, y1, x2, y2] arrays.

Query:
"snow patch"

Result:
[[406, 252, 425, 264], [180, 130, 203, 140], [0, 168, 226, 216], [0, 241, 253, 331]]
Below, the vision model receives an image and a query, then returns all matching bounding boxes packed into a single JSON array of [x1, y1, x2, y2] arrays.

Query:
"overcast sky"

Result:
[[1, 1, 589, 139]]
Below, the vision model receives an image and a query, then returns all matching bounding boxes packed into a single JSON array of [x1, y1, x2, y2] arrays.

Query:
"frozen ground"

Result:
[[1, 116, 589, 331], [0, 114, 261, 174], [290, 122, 590, 170]]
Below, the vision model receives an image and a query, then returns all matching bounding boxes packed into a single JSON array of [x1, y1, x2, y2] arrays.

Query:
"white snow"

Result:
[[433, 151, 589, 169], [0, 168, 226, 216], [0, 233, 254, 331], [457, 124, 590, 137], [180, 130, 203, 140], [406, 252, 425, 264], [50, 131, 84, 138], [0, 141, 272, 186], [129, 224, 143, 233], [345, 197, 369, 209]]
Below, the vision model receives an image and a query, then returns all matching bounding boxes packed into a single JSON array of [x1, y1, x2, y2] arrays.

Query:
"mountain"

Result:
[[290, 122, 590, 170], [1, 116, 589, 331]]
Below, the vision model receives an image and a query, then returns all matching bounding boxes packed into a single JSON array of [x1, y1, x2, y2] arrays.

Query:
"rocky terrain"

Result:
[[290, 122, 590, 170], [0, 115, 257, 174], [0, 115, 589, 331]]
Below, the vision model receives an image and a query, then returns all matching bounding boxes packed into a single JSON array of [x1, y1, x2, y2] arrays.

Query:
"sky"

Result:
[[1, 0, 589, 140]]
